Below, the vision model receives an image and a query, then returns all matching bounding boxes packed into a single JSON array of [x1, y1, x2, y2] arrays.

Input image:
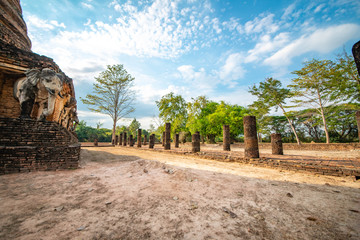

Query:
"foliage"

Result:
[[206, 102, 248, 141], [75, 121, 112, 142], [290, 59, 334, 143], [329, 50, 360, 103], [128, 118, 141, 136], [249, 77, 301, 144], [81, 64, 135, 141], [156, 92, 188, 135]]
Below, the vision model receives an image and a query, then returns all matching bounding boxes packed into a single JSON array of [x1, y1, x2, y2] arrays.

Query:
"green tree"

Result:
[[290, 59, 334, 144], [206, 102, 248, 141], [81, 64, 135, 143], [249, 77, 301, 145], [128, 118, 141, 136], [248, 100, 271, 142], [330, 50, 360, 103], [156, 92, 188, 135]]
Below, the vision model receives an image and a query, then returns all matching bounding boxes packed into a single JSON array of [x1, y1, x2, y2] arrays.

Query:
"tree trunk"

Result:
[[112, 118, 116, 145], [279, 105, 301, 145], [317, 90, 330, 144]]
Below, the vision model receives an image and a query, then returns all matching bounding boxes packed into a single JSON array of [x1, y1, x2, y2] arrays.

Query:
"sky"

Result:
[[21, 0, 360, 129]]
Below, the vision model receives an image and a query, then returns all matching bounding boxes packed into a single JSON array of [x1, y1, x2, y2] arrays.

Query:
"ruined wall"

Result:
[[0, 72, 21, 117], [0, 118, 80, 174], [0, 40, 76, 123], [0, 0, 31, 51]]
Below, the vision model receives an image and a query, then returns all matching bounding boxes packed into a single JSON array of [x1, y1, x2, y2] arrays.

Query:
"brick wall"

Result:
[[0, 118, 80, 174], [0, 73, 21, 118]]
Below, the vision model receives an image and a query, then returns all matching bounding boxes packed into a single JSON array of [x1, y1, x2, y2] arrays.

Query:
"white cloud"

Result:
[[245, 32, 290, 63], [177, 65, 217, 91], [219, 53, 245, 85], [81, 2, 94, 9], [211, 88, 256, 107], [27, 15, 66, 30], [212, 18, 222, 34], [264, 24, 360, 67], [282, 2, 296, 19], [314, 3, 326, 13], [244, 14, 279, 35]]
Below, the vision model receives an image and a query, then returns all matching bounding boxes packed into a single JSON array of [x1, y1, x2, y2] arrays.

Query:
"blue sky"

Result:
[[21, 0, 360, 129]]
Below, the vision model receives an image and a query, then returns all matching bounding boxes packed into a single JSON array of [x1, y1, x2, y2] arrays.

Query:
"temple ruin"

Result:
[[0, 0, 80, 174]]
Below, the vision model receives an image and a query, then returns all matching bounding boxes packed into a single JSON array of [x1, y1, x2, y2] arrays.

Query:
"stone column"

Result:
[[192, 132, 200, 153], [94, 138, 98, 146], [271, 133, 283, 155], [165, 123, 171, 150], [223, 125, 230, 151], [162, 132, 165, 146], [175, 133, 179, 148], [137, 129, 142, 147], [149, 134, 155, 149], [143, 134, 147, 145], [119, 133, 123, 146], [356, 111, 360, 143], [123, 132, 127, 146], [243, 116, 259, 158], [115, 135, 119, 146], [130, 135, 134, 147]]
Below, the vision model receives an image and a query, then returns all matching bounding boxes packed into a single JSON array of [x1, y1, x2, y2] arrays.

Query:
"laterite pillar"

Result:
[[192, 132, 200, 153], [123, 132, 127, 146], [271, 133, 283, 155], [149, 134, 155, 149], [175, 133, 179, 148], [165, 123, 171, 150], [137, 129, 142, 147], [243, 116, 259, 158], [223, 125, 230, 151]]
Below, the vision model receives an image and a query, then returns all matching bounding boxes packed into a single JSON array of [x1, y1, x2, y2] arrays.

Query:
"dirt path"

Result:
[[0, 147, 359, 239]]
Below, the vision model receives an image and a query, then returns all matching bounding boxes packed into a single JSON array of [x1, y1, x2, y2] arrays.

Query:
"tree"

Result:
[[249, 77, 301, 145], [128, 118, 141, 136], [290, 59, 334, 144], [156, 92, 188, 135], [330, 50, 360, 103], [187, 99, 219, 143], [206, 102, 248, 141], [81, 64, 135, 142]]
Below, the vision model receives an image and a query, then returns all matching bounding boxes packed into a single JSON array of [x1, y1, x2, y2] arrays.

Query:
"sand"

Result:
[[0, 146, 359, 240]]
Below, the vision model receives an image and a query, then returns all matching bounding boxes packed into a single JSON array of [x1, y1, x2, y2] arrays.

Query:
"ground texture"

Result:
[[0, 146, 359, 239]]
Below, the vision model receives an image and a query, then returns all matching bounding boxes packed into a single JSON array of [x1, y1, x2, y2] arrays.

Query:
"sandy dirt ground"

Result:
[[1, 146, 359, 240]]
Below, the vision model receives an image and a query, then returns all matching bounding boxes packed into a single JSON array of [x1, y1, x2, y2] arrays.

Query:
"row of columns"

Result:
[[108, 116, 283, 157]]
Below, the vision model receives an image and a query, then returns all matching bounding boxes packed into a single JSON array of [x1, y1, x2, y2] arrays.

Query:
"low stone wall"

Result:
[[0, 118, 80, 174], [192, 142, 360, 151], [129, 147, 360, 178], [233, 142, 360, 151]]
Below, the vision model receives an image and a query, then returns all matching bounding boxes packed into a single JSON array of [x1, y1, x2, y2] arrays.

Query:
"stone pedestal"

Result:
[[271, 133, 283, 155], [119, 133, 123, 146], [175, 133, 179, 148], [243, 116, 259, 158], [192, 132, 200, 153], [137, 129, 142, 147], [165, 123, 171, 150], [149, 134, 155, 149], [123, 132, 127, 146], [223, 125, 230, 151]]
